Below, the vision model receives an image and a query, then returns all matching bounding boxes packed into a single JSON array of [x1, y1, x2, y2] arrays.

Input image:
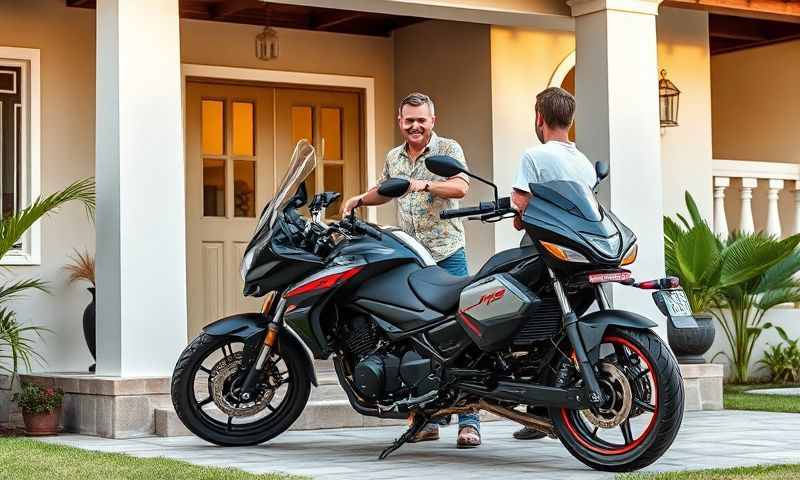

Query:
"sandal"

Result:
[[457, 425, 481, 448]]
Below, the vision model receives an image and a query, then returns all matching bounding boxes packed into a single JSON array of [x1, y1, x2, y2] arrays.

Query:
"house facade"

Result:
[[1, 0, 798, 389]]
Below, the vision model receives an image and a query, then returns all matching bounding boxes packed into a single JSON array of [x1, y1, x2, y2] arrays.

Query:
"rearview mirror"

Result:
[[377, 178, 410, 198], [595, 161, 609, 182], [426, 155, 466, 178]]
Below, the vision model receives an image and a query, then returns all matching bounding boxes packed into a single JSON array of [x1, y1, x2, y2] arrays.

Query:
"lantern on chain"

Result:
[[255, 26, 279, 61], [659, 69, 680, 127]]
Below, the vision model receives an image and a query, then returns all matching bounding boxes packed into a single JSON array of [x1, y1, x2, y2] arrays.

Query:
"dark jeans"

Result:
[[435, 248, 479, 431]]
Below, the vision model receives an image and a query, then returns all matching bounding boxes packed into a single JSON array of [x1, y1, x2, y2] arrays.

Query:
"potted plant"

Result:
[[63, 250, 96, 372], [12, 382, 64, 435]]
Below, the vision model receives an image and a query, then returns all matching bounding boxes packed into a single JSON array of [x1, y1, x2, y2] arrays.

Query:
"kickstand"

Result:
[[378, 412, 429, 460]]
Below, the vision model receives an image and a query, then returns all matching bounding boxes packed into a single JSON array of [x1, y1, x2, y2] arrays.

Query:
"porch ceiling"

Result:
[[65, 0, 424, 37], [709, 13, 800, 54]]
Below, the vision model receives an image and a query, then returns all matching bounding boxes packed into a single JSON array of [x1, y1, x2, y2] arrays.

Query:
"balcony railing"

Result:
[[712, 159, 800, 239]]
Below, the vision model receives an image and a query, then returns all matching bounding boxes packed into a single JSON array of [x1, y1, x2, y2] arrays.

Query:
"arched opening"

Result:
[[548, 51, 576, 142]]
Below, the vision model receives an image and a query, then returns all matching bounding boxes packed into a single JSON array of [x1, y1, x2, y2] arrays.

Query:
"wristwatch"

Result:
[[423, 182, 431, 192]]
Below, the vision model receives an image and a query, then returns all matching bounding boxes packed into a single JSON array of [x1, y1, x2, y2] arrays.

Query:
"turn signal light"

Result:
[[540, 241, 589, 263], [621, 244, 638, 266]]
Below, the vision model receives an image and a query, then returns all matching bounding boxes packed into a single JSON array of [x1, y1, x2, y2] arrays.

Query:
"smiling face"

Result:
[[398, 103, 435, 150]]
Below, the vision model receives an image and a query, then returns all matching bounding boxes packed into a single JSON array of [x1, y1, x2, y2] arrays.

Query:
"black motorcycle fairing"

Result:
[[475, 246, 540, 280], [577, 309, 658, 355], [203, 313, 318, 387], [522, 181, 636, 267]]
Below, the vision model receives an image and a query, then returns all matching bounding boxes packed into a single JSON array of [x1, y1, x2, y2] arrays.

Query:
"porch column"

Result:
[[569, 0, 667, 338], [95, 0, 187, 376]]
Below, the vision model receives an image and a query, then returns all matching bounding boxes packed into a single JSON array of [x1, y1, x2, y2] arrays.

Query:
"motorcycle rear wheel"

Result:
[[171, 332, 311, 446], [549, 327, 684, 472]]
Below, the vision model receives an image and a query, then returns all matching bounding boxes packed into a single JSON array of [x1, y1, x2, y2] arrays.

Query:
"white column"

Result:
[[766, 179, 784, 238], [569, 0, 666, 338], [739, 178, 757, 235], [95, 0, 187, 377], [713, 177, 730, 239], [794, 181, 800, 235]]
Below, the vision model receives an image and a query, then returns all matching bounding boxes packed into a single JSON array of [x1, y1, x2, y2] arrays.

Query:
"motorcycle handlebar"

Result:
[[440, 201, 497, 220]]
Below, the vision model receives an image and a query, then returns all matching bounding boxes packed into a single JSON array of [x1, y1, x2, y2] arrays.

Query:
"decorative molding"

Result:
[[567, 0, 662, 16], [712, 159, 800, 181], [548, 51, 576, 89], [181, 64, 377, 223]]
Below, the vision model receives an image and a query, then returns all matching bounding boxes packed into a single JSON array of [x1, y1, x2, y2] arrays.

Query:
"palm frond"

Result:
[[719, 233, 796, 287], [0, 178, 95, 260], [0, 308, 49, 375], [0, 278, 49, 307], [684, 191, 705, 228]]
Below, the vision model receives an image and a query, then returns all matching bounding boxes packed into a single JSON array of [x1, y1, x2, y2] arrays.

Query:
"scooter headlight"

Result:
[[540, 241, 589, 263]]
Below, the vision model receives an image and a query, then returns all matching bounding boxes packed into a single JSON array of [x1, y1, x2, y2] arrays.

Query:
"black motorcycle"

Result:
[[171, 140, 690, 472]]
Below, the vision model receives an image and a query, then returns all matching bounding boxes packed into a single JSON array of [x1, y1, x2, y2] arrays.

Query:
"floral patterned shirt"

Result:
[[379, 133, 469, 262]]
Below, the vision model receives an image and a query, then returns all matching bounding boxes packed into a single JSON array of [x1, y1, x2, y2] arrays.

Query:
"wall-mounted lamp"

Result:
[[659, 69, 680, 127]]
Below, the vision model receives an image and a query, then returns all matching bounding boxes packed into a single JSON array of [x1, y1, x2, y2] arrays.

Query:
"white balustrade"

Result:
[[712, 160, 800, 239]]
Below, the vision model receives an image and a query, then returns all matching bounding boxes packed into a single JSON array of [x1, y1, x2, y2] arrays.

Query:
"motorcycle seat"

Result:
[[408, 267, 474, 313]]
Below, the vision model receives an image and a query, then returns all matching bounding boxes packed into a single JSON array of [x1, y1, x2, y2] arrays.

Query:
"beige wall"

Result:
[[180, 19, 397, 225], [711, 40, 800, 165], [0, 0, 96, 372], [657, 8, 713, 221], [393, 21, 494, 272]]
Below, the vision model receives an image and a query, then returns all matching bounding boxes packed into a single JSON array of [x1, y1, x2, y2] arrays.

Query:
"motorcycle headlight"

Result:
[[621, 243, 638, 266], [240, 249, 255, 281], [540, 241, 589, 263]]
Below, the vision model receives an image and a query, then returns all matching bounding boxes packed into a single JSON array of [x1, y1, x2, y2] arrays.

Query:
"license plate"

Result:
[[652, 289, 697, 329]]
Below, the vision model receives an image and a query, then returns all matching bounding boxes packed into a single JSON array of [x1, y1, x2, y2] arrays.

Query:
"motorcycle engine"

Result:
[[342, 315, 437, 402]]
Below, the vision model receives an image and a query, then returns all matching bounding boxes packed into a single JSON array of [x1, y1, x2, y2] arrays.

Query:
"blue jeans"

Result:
[[435, 248, 480, 431]]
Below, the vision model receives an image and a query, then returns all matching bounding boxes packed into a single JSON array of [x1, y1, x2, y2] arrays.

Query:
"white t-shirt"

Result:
[[512, 141, 597, 192]]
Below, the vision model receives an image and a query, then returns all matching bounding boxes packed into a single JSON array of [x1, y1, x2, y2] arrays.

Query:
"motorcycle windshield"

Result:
[[256, 139, 317, 235], [241, 140, 317, 282]]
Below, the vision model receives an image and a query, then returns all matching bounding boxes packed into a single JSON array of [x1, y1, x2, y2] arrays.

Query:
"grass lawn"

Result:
[[0, 437, 306, 480], [618, 464, 800, 479], [723, 383, 800, 414]]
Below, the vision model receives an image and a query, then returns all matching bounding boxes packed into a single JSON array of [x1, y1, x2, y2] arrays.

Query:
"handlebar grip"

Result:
[[359, 221, 383, 240], [440, 202, 495, 220]]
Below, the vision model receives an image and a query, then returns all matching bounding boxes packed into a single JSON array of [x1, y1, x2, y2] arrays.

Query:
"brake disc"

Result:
[[209, 352, 276, 417], [582, 362, 633, 429]]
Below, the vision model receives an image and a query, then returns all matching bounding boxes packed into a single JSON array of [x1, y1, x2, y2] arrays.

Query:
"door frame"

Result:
[[181, 63, 376, 222]]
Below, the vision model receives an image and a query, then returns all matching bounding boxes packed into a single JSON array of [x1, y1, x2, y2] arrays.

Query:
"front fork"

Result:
[[549, 268, 606, 409], [239, 298, 286, 401]]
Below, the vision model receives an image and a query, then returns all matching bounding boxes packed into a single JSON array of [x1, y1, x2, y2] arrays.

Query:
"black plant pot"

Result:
[[83, 287, 96, 372], [668, 312, 715, 364]]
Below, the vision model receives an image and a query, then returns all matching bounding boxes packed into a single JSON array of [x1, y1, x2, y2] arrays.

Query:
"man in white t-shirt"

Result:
[[510, 87, 596, 440]]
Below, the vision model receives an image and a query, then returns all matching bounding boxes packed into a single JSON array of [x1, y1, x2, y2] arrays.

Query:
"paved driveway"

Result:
[[40, 410, 800, 480]]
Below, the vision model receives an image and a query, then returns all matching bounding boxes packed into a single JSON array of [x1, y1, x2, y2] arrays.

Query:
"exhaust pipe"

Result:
[[430, 399, 556, 437]]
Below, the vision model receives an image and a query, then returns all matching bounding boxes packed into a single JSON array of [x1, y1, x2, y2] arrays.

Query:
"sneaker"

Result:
[[408, 423, 440, 443], [513, 426, 547, 440]]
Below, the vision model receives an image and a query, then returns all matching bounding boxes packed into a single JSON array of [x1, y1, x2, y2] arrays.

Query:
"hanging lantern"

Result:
[[255, 26, 279, 61], [659, 69, 680, 127]]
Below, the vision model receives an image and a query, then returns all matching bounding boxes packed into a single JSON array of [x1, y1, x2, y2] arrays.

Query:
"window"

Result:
[[0, 47, 40, 265]]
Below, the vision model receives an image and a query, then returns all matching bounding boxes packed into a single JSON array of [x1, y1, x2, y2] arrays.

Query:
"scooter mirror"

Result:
[[377, 178, 411, 198], [426, 155, 466, 178]]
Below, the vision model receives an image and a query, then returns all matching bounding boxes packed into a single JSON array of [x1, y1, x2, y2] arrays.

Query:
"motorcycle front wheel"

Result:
[[171, 332, 310, 446], [549, 327, 684, 472]]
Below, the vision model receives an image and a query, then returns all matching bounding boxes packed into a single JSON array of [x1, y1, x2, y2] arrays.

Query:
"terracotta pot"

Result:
[[22, 409, 60, 436], [667, 312, 716, 364]]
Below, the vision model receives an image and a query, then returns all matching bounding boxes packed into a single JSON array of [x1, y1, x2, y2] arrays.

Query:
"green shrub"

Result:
[[12, 382, 64, 415], [759, 327, 800, 384]]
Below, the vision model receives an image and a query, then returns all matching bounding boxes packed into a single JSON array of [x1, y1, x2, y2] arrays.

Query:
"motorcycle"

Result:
[[171, 139, 690, 472]]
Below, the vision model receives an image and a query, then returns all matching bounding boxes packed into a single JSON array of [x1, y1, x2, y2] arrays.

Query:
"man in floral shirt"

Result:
[[342, 92, 480, 448]]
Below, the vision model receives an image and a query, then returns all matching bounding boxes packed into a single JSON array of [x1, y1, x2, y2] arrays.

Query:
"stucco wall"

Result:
[[711, 40, 800, 165], [0, 0, 96, 373], [393, 20, 495, 273], [657, 8, 713, 220]]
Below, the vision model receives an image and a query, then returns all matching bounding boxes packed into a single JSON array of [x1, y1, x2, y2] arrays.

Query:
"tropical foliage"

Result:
[[664, 191, 800, 383], [63, 249, 95, 287], [759, 328, 800, 384], [0, 178, 95, 378]]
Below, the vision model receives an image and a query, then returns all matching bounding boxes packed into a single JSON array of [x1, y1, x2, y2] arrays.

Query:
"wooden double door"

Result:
[[185, 81, 362, 338]]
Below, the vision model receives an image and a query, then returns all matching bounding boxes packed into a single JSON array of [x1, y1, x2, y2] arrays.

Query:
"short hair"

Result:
[[398, 92, 435, 116], [535, 87, 575, 129]]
